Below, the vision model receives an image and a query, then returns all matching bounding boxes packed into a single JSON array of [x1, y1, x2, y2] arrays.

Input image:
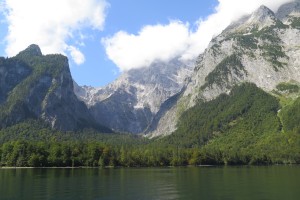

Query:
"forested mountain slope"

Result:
[[0, 45, 110, 132]]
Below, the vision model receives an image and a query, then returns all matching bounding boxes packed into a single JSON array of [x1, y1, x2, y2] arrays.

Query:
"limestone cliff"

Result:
[[0, 45, 110, 132]]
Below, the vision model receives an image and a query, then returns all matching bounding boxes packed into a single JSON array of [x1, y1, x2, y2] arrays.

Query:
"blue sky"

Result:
[[71, 0, 217, 86], [0, 0, 218, 87], [0, 0, 292, 87]]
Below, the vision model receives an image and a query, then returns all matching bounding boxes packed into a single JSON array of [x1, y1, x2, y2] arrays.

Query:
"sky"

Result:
[[0, 0, 294, 87]]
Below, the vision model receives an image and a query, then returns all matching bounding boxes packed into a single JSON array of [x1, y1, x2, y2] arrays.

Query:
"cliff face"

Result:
[[75, 59, 193, 134], [146, 3, 300, 137], [0, 44, 110, 132], [73, 3, 300, 136]]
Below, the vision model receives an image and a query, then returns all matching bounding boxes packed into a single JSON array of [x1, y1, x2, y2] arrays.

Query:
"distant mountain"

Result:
[[74, 59, 193, 134], [0, 44, 111, 132], [147, 3, 300, 137]]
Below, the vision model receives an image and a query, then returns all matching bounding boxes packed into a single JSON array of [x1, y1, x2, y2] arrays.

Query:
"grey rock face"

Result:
[[0, 58, 32, 104], [0, 45, 109, 132], [147, 3, 300, 137], [276, 1, 300, 21], [224, 5, 278, 34], [40, 59, 96, 131], [75, 59, 193, 134]]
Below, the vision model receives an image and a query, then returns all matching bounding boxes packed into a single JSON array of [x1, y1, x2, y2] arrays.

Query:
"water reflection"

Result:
[[0, 166, 300, 200]]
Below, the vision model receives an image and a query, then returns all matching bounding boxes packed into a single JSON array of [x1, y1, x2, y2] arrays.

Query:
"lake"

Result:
[[0, 166, 299, 200]]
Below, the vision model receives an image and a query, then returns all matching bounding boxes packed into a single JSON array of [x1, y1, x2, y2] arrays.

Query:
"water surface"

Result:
[[0, 166, 299, 200]]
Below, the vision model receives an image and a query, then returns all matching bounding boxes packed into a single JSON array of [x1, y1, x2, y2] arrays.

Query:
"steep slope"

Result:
[[161, 83, 281, 147], [159, 82, 300, 165], [276, 1, 300, 22], [147, 3, 300, 137], [75, 59, 193, 134], [0, 45, 110, 132]]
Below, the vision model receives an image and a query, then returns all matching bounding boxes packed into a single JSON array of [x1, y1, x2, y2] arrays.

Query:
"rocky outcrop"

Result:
[[276, 1, 300, 21], [0, 45, 110, 132], [75, 59, 193, 134]]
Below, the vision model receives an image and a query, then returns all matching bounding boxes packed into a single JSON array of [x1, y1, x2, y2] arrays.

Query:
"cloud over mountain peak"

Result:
[[103, 0, 293, 71]]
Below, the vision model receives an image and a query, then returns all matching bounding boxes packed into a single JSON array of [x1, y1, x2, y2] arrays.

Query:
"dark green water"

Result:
[[0, 166, 299, 200]]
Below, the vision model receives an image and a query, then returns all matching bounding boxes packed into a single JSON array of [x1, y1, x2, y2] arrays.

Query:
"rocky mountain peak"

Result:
[[75, 59, 193, 134], [252, 5, 275, 19], [17, 44, 43, 57], [244, 5, 277, 30], [276, 1, 300, 21], [223, 5, 278, 35], [146, 2, 300, 137], [0, 45, 111, 132]]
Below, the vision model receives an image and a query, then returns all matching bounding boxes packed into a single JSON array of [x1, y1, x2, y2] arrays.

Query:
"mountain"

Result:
[[1, 3, 300, 167], [75, 59, 193, 134], [0, 44, 111, 132], [147, 3, 300, 137], [276, 1, 300, 21]]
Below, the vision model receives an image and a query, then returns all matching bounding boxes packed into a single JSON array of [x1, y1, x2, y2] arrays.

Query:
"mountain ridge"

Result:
[[73, 3, 300, 137], [75, 58, 194, 134], [0, 45, 111, 132], [2, 2, 300, 138], [147, 2, 300, 137]]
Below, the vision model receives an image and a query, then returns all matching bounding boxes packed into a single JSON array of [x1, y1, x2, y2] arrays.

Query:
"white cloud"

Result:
[[102, 0, 294, 71], [182, 0, 294, 60], [67, 46, 85, 65], [2, 0, 108, 65], [102, 21, 190, 71]]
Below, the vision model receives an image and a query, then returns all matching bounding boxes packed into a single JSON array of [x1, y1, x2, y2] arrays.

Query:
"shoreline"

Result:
[[1, 164, 298, 169]]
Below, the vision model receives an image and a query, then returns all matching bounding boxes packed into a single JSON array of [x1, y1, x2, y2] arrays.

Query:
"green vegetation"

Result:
[[0, 50, 67, 126], [272, 82, 300, 112], [260, 44, 288, 70], [223, 21, 288, 71], [289, 17, 300, 29], [276, 82, 300, 93], [253, 24, 284, 43], [236, 35, 258, 50], [211, 43, 221, 57], [225, 20, 286, 51], [253, 23, 289, 71], [1, 83, 300, 167], [281, 97, 300, 134], [201, 54, 246, 89], [165, 83, 281, 147], [0, 120, 196, 167], [160, 83, 300, 165]]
